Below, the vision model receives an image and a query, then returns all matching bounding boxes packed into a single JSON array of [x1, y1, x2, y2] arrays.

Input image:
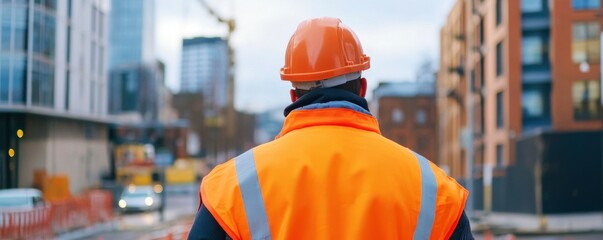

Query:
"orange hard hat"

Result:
[[280, 17, 370, 82]]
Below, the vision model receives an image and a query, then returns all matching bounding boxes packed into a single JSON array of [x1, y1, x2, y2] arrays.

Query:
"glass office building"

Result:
[[109, 0, 154, 68], [0, 0, 111, 191]]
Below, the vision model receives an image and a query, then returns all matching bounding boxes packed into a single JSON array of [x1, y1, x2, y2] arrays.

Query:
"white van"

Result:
[[0, 188, 46, 210]]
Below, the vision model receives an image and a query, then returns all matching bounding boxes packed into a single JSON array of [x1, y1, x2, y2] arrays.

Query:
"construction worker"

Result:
[[188, 17, 473, 240]]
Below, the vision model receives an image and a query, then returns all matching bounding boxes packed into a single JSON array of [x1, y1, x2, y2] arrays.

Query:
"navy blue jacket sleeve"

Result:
[[187, 205, 474, 240], [187, 204, 227, 240], [449, 211, 474, 240]]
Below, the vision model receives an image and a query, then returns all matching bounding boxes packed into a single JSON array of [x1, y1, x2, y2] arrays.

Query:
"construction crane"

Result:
[[196, 0, 237, 164]]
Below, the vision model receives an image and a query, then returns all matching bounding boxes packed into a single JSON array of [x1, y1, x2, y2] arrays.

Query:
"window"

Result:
[[65, 71, 69, 110], [416, 109, 427, 125], [34, 0, 56, 10], [479, 19, 484, 44], [573, 0, 600, 10], [496, 144, 504, 167], [496, 0, 502, 26], [479, 96, 485, 134], [33, 11, 56, 58], [573, 80, 601, 121], [522, 83, 551, 126], [496, 41, 504, 76], [13, 7, 28, 52], [12, 56, 26, 103], [1, 8, 11, 51], [91, 42, 96, 73], [470, 68, 476, 92], [99, 12, 104, 38], [31, 59, 54, 107], [0, 56, 8, 102], [418, 137, 428, 152], [121, 72, 138, 111], [479, 57, 485, 87], [67, 0, 72, 17], [522, 0, 543, 12], [572, 22, 600, 63], [392, 109, 404, 124], [496, 92, 504, 129], [66, 27, 71, 63], [99, 46, 104, 75], [522, 35, 545, 64], [91, 6, 96, 32], [90, 82, 95, 112]]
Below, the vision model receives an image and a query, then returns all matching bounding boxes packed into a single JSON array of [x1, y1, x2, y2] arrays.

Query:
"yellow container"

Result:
[[165, 167, 195, 184]]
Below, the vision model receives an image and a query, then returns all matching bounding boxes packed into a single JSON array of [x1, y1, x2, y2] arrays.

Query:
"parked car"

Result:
[[0, 188, 47, 228], [0, 188, 46, 210], [118, 185, 162, 212]]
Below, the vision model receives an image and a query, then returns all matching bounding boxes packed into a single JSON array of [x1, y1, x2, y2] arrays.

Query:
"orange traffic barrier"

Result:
[[50, 196, 92, 233], [43, 175, 72, 203], [86, 190, 114, 224], [0, 206, 52, 239], [483, 230, 494, 240], [0, 189, 114, 239]]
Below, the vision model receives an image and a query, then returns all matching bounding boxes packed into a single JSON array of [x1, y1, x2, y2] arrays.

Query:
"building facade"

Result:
[[108, 61, 164, 122], [440, 0, 603, 212], [109, 0, 154, 69], [372, 81, 439, 164], [180, 37, 229, 110], [0, 0, 111, 193]]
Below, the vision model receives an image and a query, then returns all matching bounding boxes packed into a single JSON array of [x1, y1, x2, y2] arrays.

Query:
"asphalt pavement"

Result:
[[86, 183, 199, 240]]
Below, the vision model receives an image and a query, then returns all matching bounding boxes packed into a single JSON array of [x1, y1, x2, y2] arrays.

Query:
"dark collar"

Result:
[[283, 88, 370, 117]]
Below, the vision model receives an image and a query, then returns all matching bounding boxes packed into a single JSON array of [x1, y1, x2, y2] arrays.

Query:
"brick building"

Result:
[[372, 81, 438, 164], [440, 0, 603, 213]]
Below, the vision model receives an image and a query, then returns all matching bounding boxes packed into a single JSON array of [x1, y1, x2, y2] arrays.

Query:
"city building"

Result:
[[109, 0, 154, 68], [439, 0, 602, 213], [180, 37, 229, 110], [372, 81, 439, 164], [108, 0, 162, 123], [108, 61, 165, 122], [254, 108, 285, 145], [0, 0, 111, 193]]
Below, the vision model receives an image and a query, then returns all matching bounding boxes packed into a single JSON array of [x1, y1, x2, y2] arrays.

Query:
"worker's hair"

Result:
[[294, 78, 362, 98]]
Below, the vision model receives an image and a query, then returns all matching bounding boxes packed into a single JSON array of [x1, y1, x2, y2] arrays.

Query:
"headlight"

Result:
[[145, 197, 154, 206], [153, 184, 163, 194], [118, 199, 127, 208]]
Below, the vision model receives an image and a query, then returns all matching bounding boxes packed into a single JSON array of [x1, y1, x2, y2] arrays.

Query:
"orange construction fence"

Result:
[[0, 189, 114, 239], [0, 206, 52, 239]]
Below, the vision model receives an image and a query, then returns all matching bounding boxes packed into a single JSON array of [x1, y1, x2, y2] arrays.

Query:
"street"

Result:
[[89, 184, 199, 240]]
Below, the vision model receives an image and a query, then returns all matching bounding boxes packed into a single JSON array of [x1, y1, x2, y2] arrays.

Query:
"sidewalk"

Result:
[[472, 211, 603, 234]]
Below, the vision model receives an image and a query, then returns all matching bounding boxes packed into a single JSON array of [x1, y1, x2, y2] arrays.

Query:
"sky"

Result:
[[155, 0, 456, 113]]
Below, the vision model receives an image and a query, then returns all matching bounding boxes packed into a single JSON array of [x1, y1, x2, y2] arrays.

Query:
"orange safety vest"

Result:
[[200, 102, 468, 240]]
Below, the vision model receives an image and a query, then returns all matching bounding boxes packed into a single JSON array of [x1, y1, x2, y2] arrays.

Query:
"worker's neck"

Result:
[[283, 88, 370, 117]]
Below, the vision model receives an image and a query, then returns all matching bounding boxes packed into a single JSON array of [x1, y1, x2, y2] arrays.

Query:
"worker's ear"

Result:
[[359, 78, 367, 97], [290, 89, 298, 102]]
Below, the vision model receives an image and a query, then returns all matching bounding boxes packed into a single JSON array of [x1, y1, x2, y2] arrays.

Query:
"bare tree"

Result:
[[415, 58, 436, 83]]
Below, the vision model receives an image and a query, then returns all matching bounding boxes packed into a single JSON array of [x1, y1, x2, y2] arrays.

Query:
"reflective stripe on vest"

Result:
[[235, 149, 437, 240], [235, 150, 272, 240], [412, 152, 438, 240]]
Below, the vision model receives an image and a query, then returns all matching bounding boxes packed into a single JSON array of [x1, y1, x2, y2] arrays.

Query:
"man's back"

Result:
[[201, 104, 467, 239]]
